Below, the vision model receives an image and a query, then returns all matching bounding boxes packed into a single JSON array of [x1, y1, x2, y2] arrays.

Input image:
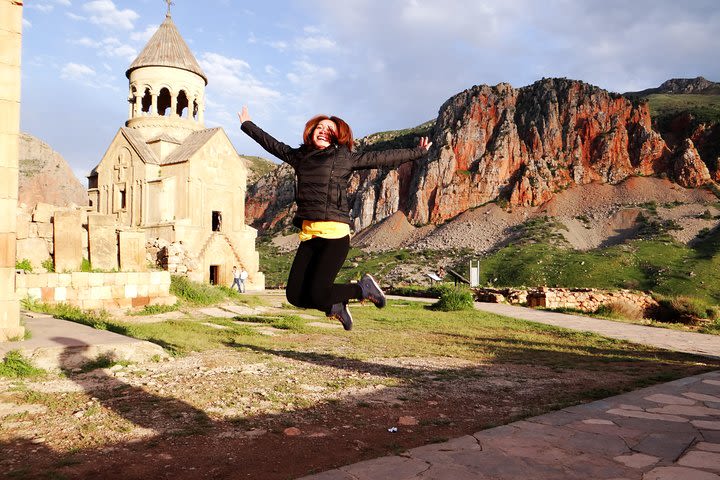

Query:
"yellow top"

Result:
[[298, 220, 351, 241]]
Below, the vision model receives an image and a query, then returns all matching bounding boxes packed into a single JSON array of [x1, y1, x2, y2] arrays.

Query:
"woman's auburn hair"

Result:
[[302, 114, 354, 150]]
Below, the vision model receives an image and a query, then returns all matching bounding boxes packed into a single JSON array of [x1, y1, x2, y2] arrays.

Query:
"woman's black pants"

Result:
[[285, 235, 362, 315]]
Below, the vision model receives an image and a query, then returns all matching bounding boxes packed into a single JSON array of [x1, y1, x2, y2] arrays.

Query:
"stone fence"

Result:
[[16, 271, 176, 310], [475, 287, 658, 313]]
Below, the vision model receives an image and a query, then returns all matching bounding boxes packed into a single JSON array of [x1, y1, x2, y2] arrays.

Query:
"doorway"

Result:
[[209, 265, 220, 285]]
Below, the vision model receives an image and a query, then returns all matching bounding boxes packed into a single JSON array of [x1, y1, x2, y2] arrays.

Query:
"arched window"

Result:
[[157, 87, 171, 116], [176, 90, 189, 118], [141, 88, 152, 114]]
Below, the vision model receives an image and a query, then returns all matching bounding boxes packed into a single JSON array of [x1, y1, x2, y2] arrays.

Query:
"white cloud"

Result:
[[70, 36, 137, 61], [66, 12, 85, 21], [23, 19, 32, 28], [286, 60, 337, 85], [61, 63, 96, 80], [55, 0, 72, 6], [29, 3, 54, 13], [199, 52, 281, 104], [131, 25, 158, 44], [294, 36, 337, 52], [83, 0, 139, 30], [269, 40, 289, 51]]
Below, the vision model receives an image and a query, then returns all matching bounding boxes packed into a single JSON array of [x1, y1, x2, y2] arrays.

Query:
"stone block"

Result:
[[90, 286, 113, 300], [149, 295, 177, 307], [81, 299, 103, 310], [113, 272, 128, 285], [88, 273, 105, 287], [124, 284, 138, 298], [137, 284, 149, 297], [41, 287, 54, 302], [54, 287, 67, 302], [0, 232, 15, 268], [36, 221, 53, 239], [0, 266, 14, 294], [132, 296, 150, 308], [26, 287, 41, 300], [127, 272, 140, 285], [16, 237, 52, 270], [87, 214, 118, 271], [0, 98, 20, 135], [57, 273, 72, 287], [14, 271, 25, 289], [0, 132, 19, 169], [0, 168, 18, 206], [16, 211, 30, 240], [70, 272, 90, 288], [119, 231, 147, 272], [32, 203, 55, 223], [54, 210, 83, 272]]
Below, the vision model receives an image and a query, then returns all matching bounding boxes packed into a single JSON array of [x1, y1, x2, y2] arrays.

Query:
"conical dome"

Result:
[[126, 13, 207, 84]]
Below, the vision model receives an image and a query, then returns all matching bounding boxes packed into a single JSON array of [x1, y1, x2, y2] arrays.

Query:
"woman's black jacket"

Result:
[[241, 120, 427, 228]]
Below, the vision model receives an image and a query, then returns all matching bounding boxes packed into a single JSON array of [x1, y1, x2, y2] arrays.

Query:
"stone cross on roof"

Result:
[[165, 0, 174, 16]]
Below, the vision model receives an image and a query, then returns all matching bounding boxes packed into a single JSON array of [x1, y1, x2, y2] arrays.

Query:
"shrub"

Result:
[[41, 258, 55, 272], [0, 351, 45, 378], [15, 259, 32, 272], [170, 275, 226, 305], [595, 301, 644, 321], [431, 285, 474, 311], [650, 295, 716, 324]]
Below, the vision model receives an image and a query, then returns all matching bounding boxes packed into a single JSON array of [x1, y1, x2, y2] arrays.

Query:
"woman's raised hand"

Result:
[[418, 136, 433, 151], [238, 105, 251, 124]]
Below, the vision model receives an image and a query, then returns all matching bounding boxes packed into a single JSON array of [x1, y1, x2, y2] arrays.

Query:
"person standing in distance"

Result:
[[238, 106, 432, 330]]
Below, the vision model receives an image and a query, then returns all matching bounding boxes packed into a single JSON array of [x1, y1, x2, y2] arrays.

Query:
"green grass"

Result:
[[15, 259, 32, 272], [646, 93, 720, 125], [0, 351, 45, 378]]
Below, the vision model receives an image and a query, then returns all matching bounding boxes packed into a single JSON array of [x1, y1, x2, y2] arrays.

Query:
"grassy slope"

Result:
[[645, 93, 720, 124]]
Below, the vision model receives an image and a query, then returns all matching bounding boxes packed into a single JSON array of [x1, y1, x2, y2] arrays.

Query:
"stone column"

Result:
[[170, 93, 177, 118], [151, 91, 158, 116], [0, 0, 24, 341]]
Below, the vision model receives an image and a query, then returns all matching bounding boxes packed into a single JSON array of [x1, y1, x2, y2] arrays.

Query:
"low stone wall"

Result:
[[16, 271, 176, 310], [476, 287, 657, 313]]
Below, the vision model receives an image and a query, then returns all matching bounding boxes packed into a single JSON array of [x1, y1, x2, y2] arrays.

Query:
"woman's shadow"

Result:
[[52, 336, 212, 435]]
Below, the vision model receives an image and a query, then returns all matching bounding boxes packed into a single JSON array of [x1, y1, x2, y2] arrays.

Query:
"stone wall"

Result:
[[16, 271, 175, 310], [0, 0, 24, 341], [476, 287, 658, 314]]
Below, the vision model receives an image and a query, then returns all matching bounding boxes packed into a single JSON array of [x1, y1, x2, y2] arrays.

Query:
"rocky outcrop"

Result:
[[673, 139, 712, 187], [408, 78, 670, 224], [246, 78, 717, 234], [19, 133, 88, 208]]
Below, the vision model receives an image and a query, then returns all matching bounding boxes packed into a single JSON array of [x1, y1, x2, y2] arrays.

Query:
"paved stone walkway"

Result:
[[302, 371, 720, 480], [474, 303, 720, 359], [301, 301, 720, 480]]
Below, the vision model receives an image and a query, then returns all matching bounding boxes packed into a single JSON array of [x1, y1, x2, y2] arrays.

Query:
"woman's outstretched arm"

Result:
[[352, 136, 433, 170], [238, 106, 297, 166]]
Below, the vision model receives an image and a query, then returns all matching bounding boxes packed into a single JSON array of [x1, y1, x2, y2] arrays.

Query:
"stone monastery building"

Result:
[[88, 7, 263, 289]]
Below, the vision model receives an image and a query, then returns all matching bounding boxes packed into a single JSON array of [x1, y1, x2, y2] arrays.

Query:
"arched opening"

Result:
[[176, 90, 189, 118], [157, 87, 171, 116], [141, 88, 152, 114]]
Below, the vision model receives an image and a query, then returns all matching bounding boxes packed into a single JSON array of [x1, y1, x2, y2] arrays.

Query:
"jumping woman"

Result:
[[238, 106, 432, 330]]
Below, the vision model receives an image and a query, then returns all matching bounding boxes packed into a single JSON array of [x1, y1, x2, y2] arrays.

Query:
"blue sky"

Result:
[[20, 0, 720, 182]]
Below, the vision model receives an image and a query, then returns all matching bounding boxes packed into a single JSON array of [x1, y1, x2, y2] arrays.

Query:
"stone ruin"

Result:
[[475, 286, 658, 316]]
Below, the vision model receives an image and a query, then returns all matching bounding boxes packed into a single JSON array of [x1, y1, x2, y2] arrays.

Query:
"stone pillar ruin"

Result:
[[53, 210, 83, 272], [0, 0, 24, 341], [88, 213, 119, 271]]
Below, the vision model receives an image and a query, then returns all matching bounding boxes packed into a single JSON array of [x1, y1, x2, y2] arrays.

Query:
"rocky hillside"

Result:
[[19, 133, 87, 208], [246, 77, 719, 237]]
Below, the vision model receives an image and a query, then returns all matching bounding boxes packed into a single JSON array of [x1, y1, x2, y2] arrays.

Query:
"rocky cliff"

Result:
[[19, 133, 87, 208], [246, 78, 719, 233]]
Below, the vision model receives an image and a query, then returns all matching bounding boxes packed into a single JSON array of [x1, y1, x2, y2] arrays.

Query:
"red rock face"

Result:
[[407, 78, 672, 224]]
